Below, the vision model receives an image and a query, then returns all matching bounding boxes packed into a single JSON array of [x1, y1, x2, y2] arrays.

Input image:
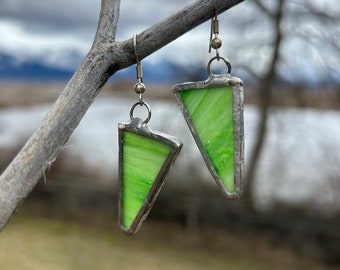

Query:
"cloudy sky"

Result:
[[0, 0, 212, 68], [0, 0, 339, 83]]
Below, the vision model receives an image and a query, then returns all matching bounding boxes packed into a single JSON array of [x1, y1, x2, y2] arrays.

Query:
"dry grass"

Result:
[[0, 83, 63, 107], [0, 209, 333, 270], [0, 82, 173, 108], [1, 81, 339, 109]]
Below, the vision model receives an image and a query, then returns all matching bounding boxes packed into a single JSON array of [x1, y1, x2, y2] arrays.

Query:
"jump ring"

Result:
[[129, 101, 152, 124], [207, 56, 232, 76]]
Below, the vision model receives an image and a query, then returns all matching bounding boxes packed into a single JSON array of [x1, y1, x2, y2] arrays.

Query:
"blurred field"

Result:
[[0, 82, 173, 108], [1, 82, 339, 109], [0, 207, 334, 270]]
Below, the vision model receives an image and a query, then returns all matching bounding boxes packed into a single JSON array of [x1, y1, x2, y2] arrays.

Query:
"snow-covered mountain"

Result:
[[0, 53, 74, 81], [0, 52, 208, 84]]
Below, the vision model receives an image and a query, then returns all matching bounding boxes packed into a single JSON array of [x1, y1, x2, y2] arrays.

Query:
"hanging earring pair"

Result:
[[173, 10, 245, 199], [118, 10, 245, 234]]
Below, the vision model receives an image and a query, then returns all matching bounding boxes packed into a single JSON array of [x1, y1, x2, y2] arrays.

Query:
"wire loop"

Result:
[[207, 56, 232, 76], [130, 100, 152, 124]]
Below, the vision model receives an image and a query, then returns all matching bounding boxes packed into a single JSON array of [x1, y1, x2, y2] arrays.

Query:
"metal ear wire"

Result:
[[209, 0, 218, 53], [133, 33, 140, 64], [209, 0, 222, 59], [133, 34, 145, 103], [209, 21, 213, 53]]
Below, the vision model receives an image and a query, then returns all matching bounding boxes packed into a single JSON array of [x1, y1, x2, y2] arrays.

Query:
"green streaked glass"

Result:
[[180, 86, 235, 192], [121, 131, 172, 230]]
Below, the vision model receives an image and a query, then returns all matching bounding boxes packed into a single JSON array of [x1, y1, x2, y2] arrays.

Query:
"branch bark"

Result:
[[0, 0, 244, 231]]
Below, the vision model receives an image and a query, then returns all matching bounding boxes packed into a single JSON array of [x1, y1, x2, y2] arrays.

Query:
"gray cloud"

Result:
[[0, 0, 338, 83], [0, 0, 192, 35], [0, 0, 100, 33], [0, 0, 197, 68]]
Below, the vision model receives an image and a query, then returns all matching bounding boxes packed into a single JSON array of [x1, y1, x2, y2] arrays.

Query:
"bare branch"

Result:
[[244, 0, 285, 200], [103, 0, 247, 71], [252, 0, 274, 17], [93, 0, 121, 44], [0, 0, 244, 231], [295, 0, 340, 22]]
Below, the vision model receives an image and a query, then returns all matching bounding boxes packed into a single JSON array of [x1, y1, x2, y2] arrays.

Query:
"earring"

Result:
[[172, 11, 245, 199], [118, 34, 183, 235]]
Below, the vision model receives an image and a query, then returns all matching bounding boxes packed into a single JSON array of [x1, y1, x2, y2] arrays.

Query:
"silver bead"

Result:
[[210, 37, 222, 49], [134, 82, 146, 94]]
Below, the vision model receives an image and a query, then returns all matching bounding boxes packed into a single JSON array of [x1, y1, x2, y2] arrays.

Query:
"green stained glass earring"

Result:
[[118, 34, 183, 235], [172, 13, 245, 199]]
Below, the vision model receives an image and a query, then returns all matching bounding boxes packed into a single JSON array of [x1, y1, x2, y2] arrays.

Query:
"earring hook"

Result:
[[209, 0, 222, 59], [133, 34, 143, 83], [133, 34, 145, 103], [209, 0, 218, 53], [133, 33, 140, 65]]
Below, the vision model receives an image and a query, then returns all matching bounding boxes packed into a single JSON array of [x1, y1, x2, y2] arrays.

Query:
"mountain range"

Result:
[[0, 53, 74, 82], [0, 53, 207, 84], [2, 52, 336, 87]]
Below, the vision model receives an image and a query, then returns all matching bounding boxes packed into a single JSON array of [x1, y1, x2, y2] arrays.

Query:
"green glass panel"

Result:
[[121, 131, 172, 230], [180, 86, 235, 192]]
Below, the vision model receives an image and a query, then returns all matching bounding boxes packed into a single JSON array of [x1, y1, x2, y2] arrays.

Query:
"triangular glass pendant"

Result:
[[173, 75, 244, 199], [118, 117, 182, 235]]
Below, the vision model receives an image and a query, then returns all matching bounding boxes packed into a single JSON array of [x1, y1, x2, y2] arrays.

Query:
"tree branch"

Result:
[[103, 0, 247, 71], [93, 0, 121, 44], [0, 0, 244, 231], [244, 0, 285, 201], [252, 0, 274, 17]]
